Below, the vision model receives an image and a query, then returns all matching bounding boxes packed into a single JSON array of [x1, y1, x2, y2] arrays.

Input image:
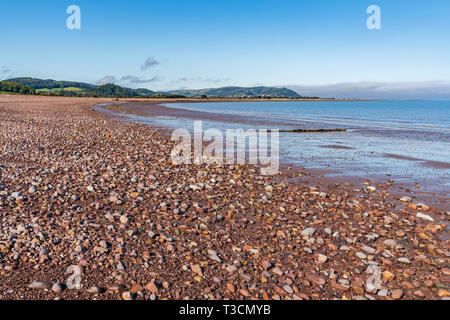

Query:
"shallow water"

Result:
[[95, 100, 450, 202]]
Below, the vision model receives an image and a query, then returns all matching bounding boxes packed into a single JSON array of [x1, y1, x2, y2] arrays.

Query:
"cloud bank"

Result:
[[287, 81, 450, 99]]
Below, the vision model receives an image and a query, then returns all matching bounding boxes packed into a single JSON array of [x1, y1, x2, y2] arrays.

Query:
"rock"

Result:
[[226, 265, 238, 274], [262, 260, 273, 270], [399, 197, 412, 202], [438, 289, 450, 297], [207, 250, 221, 263], [301, 227, 315, 238], [398, 257, 411, 264], [116, 262, 125, 271], [271, 267, 283, 276], [382, 271, 395, 281], [226, 283, 236, 293], [306, 274, 326, 286], [361, 245, 376, 254], [146, 280, 160, 293], [416, 213, 434, 222], [391, 289, 403, 300], [87, 186, 94, 192], [191, 264, 203, 276], [356, 252, 367, 259], [28, 186, 37, 193], [29, 280, 52, 290], [282, 285, 294, 294], [377, 289, 388, 297], [107, 284, 126, 292], [367, 186, 376, 192], [315, 253, 328, 264], [122, 291, 135, 300], [382, 239, 397, 248], [119, 215, 129, 224], [11, 192, 22, 199], [52, 282, 64, 293], [87, 286, 101, 294]]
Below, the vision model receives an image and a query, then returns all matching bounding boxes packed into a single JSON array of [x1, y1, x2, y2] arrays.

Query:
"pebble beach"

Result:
[[0, 95, 448, 300]]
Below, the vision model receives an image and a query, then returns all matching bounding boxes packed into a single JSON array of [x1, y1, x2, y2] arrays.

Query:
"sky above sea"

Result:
[[1, 0, 450, 98]]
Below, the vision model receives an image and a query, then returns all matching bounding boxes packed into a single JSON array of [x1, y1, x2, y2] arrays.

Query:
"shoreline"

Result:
[[94, 101, 449, 212], [0, 94, 448, 300]]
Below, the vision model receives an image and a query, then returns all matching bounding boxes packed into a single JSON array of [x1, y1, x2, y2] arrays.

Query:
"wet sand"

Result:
[[0, 94, 449, 301]]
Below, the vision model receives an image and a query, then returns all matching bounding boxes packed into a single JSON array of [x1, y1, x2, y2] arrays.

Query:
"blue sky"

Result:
[[1, 0, 450, 98]]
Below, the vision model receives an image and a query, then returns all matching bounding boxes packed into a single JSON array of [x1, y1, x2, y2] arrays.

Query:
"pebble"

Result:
[[391, 289, 404, 300], [87, 286, 101, 294], [1, 96, 448, 301], [398, 257, 411, 264], [282, 285, 294, 294], [301, 227, 315, 238], [29, 281, 52, 290], [356, 252, 367, 259], [382, 239, 397, 248], [52, 282, 64, 293], [416, 213, 434, 222]]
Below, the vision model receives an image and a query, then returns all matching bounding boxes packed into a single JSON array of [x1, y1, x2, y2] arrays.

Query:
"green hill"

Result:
[[168, 86, 304, 98], [2, 78, 312, 99], [0, 81, 36, 95], [4, 78, 156, 98]]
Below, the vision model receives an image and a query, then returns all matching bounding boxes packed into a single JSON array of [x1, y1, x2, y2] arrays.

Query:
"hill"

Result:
[[2, 78, 314, 99], [168, 86, 304, 98], [4, 78, 157, 98]]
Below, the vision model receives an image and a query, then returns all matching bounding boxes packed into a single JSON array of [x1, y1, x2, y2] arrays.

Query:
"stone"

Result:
[[87, 286, 101, 294], [382, 239, 397, 248], [192, 264, 203, 276], [315, 253, 328, 264], [416, 213, 434, 222], [398, 257, 411, 264], [146, 280, 160, 293], [226, 265, 238, 274], [29, 281, 52, 290], [301, 227, 315, 238], [282, 285, 294, 294], [382, 271, 395, 281], [437, 289, 450, 297], [226, 283, 236, 293], [391, 289, 403, 300], [122, 291, 135, 300], [362, 245, 376, 254], [52, 282, 64, 293], [356, 252, 367, 259]]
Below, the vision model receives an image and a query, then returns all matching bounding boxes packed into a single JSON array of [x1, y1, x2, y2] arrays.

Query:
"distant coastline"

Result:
[[0, 77, 377, 101]]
